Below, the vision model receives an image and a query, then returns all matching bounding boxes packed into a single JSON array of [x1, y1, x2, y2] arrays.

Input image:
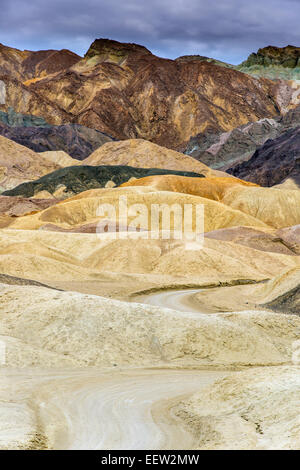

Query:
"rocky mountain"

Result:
[[0, 74, 70, 124], [228, 126, 300, 187], [184, 118, 281, 170], [0, 39, 297, 151], [0, 109, 114, 159]]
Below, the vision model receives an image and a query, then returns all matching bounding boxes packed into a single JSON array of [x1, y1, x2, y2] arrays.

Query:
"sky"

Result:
[[0, 0, 299, 64]]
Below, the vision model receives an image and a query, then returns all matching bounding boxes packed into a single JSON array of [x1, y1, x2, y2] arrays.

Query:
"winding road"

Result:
[[139, 288, 204, 314]]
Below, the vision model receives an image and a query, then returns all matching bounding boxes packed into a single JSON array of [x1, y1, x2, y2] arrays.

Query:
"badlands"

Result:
[[0, 40, 299, 451]]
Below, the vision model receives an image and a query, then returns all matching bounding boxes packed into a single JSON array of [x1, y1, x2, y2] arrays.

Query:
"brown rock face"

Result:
[[0, 76, 70, 125], [0, 43, 81, 82], [0, 39, 292, 150]]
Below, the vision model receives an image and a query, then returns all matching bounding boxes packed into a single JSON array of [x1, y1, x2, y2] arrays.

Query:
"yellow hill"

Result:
[[121, 174, 258, 201]]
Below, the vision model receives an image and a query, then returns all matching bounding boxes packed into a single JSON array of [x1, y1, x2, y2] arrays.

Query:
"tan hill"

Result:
[[222, 185, 300, 228], [0, 135, 61, 190], [82, 139, 229, 176], [256, 266, 300, 303]]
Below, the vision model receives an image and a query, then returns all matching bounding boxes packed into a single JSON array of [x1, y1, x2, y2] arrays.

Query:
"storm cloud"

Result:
[[0, 0, 299, 63]]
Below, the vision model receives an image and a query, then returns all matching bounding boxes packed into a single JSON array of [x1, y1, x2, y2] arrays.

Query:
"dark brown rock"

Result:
[[228, 127, 300, 186]]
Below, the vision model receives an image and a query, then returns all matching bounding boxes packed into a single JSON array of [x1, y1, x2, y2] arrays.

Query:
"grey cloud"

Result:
[[0, 0, 299, 64]]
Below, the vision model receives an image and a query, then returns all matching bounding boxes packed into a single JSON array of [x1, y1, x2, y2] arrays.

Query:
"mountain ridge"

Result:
[[1, 38, 297, 151]]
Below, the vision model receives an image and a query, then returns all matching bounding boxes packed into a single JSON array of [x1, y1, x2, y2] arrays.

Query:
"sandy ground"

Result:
[[0, 368, 228, 450]]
